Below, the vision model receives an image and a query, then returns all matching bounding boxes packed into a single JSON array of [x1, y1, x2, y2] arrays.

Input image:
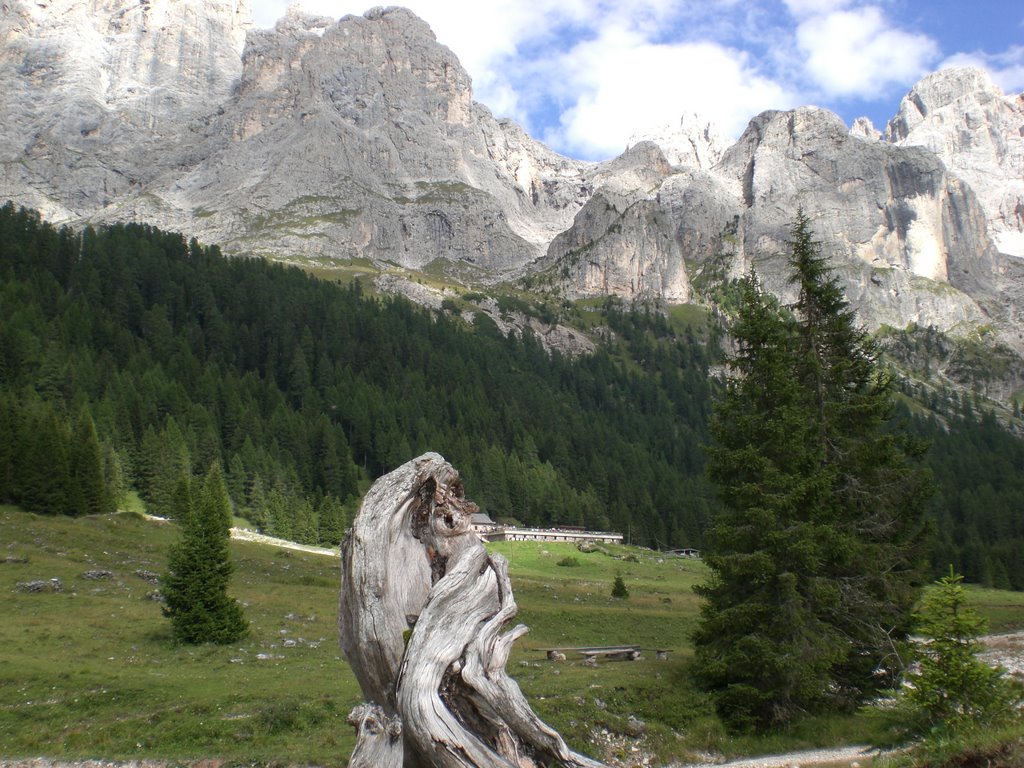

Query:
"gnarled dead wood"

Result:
[[347, 703, 403, 768], [339, 452, 606, 768]]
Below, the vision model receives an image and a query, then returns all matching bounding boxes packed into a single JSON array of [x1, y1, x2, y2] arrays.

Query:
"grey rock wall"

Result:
[[0, 0, 249, 221]]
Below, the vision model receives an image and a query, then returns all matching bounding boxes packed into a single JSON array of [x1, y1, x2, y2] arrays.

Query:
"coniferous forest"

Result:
[[1, 202, 1022, 589]]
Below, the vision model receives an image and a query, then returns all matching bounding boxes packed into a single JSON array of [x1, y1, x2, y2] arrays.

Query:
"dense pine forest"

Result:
[[1, 203, 1022, 588]]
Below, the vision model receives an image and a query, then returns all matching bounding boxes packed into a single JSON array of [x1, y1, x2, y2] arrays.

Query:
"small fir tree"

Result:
[[69, 408, 114, 516], [161, 465, 248, 644], [611, 574, 629, 599], [893, 569, 1021, 740], [316, 494, 347, 546]]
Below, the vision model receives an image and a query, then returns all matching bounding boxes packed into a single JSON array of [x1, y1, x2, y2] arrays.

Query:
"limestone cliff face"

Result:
[[555, 71, 1022, 339], [545, 104, 1000, 342], [0, 0, 250, 221], [627, 114, 728, 171], [715, 107, 997, 329], [542, 142, 691, 302], [101, 7, 590, 272], [887, 67, 1024, 258]]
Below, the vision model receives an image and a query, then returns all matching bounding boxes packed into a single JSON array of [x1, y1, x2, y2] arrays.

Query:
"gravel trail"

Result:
[[674, 745, 877, 767]]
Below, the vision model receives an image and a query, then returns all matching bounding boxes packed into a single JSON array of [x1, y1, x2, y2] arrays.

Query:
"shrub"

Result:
[[557, 556, 581, 568]]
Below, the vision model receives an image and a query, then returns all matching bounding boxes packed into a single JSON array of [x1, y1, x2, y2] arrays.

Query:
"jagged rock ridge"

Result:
[[2, 2, 1024, 375], [112, 6, 601, 274]]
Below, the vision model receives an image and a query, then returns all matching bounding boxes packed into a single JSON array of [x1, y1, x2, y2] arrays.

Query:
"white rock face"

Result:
[[95, 6, 591, 273], [542, 142, 691, 302], [888, 67, 1024, 257], [0, 0, 250, 221], [850, 117, 881, 141], [546, 105, 999, 342], [718, 107, 997, 294]]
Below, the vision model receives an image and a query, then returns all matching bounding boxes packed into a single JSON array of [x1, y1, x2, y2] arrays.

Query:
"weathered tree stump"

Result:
[[339, 452, 606, 767]]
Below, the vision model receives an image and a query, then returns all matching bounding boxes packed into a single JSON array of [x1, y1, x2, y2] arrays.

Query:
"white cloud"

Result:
[[249, 1, 798, 159], [795, 6, 939, 98], [783, 0, 851, 19], [543, 28, 794, 159], [249, 1, 953, 159]]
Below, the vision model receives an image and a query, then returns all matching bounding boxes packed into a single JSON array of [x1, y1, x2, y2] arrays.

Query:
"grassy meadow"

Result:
[[2, 506, 1022, 766]]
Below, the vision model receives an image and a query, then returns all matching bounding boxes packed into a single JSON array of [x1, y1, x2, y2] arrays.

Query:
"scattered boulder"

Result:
[[15, 578, 64, 593], [82, 569, 114, 580], [134, 569, 160, 585], [625, 715, 646, 738]]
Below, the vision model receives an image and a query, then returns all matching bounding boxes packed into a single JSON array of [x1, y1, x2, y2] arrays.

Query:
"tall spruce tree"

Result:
[[69, 409, 114, 516], [694, 212, 930, 730], [161, 465, 248, 644]]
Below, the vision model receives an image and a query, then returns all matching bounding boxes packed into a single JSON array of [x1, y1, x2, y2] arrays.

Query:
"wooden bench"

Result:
[[539, 645, 641, 661], [538, 645, 673, 662]]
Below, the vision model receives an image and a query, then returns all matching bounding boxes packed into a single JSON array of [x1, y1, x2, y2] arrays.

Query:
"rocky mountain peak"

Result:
[[887, 66, 1024, 256], [717, 106, 852, 207], [886, 67, 1004, 141], [95, 4, 592, 273], [850, 117, 881, 141], [313, 7, 475, 132]]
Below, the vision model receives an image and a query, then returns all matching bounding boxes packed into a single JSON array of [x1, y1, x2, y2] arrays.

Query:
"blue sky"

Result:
[[249, 1, 1024, 161]]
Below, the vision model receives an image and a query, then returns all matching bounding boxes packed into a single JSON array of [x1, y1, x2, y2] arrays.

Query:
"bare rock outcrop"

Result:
[[541, 72, 1022, 364], [716, 106, 997, 331], [0, 0, 250, 222], [887, 67, 1024, 258], [542, 142, 691, 302], [102, 6, 590, 273], [543, 105, 1000, 345], [628, 113, 729, 170], [850, 117, 882, 141]]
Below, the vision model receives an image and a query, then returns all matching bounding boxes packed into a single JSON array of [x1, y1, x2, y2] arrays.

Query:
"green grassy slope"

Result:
[[2, 507, 1022, 766], [1, 507, 352, 763]]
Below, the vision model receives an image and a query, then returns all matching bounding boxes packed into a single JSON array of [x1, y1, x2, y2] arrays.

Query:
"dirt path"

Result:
[[229, 526, 337, 557], [141, 513, 338, 559], [675, 745, 876, 767]]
